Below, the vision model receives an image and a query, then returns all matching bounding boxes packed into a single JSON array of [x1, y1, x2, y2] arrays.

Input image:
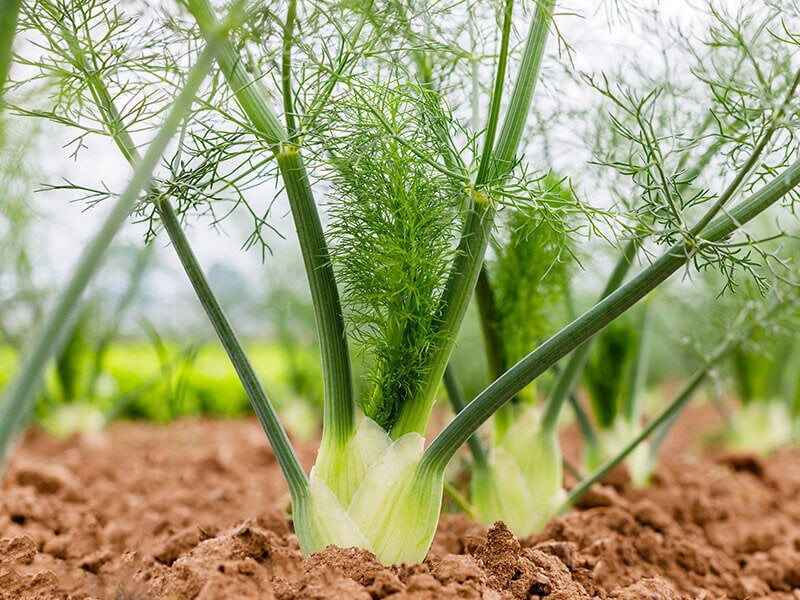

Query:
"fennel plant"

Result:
[[722, 297, 800, 454], [5, 0, 800, 566], [458, 2, 800, 536], [580, 305, 653, 483]]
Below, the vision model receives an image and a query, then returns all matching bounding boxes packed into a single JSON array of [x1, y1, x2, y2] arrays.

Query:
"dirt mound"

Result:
[[1, 411, 799, 599]]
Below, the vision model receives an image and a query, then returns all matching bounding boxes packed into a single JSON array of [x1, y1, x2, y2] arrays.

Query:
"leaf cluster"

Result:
[[583, 308, 643, 430], [321, 78, 464, 430], [720, 284, 800, 411], [584, 3, 800, 296], [12, 0, 285, 256], [13, 0, 184, 154], [488, 173, 577, 366]]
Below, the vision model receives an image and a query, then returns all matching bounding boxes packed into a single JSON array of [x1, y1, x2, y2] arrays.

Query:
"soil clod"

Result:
[[1, 413, 800, 599]]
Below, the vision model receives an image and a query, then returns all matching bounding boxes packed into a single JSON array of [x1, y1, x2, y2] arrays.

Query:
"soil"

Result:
[[2, 406, 800, 599]]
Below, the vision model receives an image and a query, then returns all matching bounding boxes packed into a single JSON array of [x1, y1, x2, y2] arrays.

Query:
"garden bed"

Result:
[[2, 407, 800, 599]]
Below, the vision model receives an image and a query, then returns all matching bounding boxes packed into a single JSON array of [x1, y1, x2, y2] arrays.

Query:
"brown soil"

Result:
[[2, 407, 800, 599]]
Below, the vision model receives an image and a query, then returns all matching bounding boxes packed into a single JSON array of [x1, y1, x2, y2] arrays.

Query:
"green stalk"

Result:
[[281, 0, 298, 137], [474, 266, 521, 437], [392, 0, 556, 437], [488, 0, 555, 180], [621, 305, 650, 423], [475, 266, 508, 383], [423, 156, 800, 472], [0, 0, 21, 102], [0, 42, 219, 464], [568, 392, 599, 456], [444, 481, 476, 518], [540, 239, 638, 432], [186, 0, 284, 147], [442, 364, 487, 469], [731, 346, 753, 405], [780, 341, 800, 418], [186, 0, 355, 447], [475, 0, 515, 184], [276, 147, 354, 446], [157, 199, 308, 497], [468, 4, 480, 133], [562, 457, 584, 481]]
